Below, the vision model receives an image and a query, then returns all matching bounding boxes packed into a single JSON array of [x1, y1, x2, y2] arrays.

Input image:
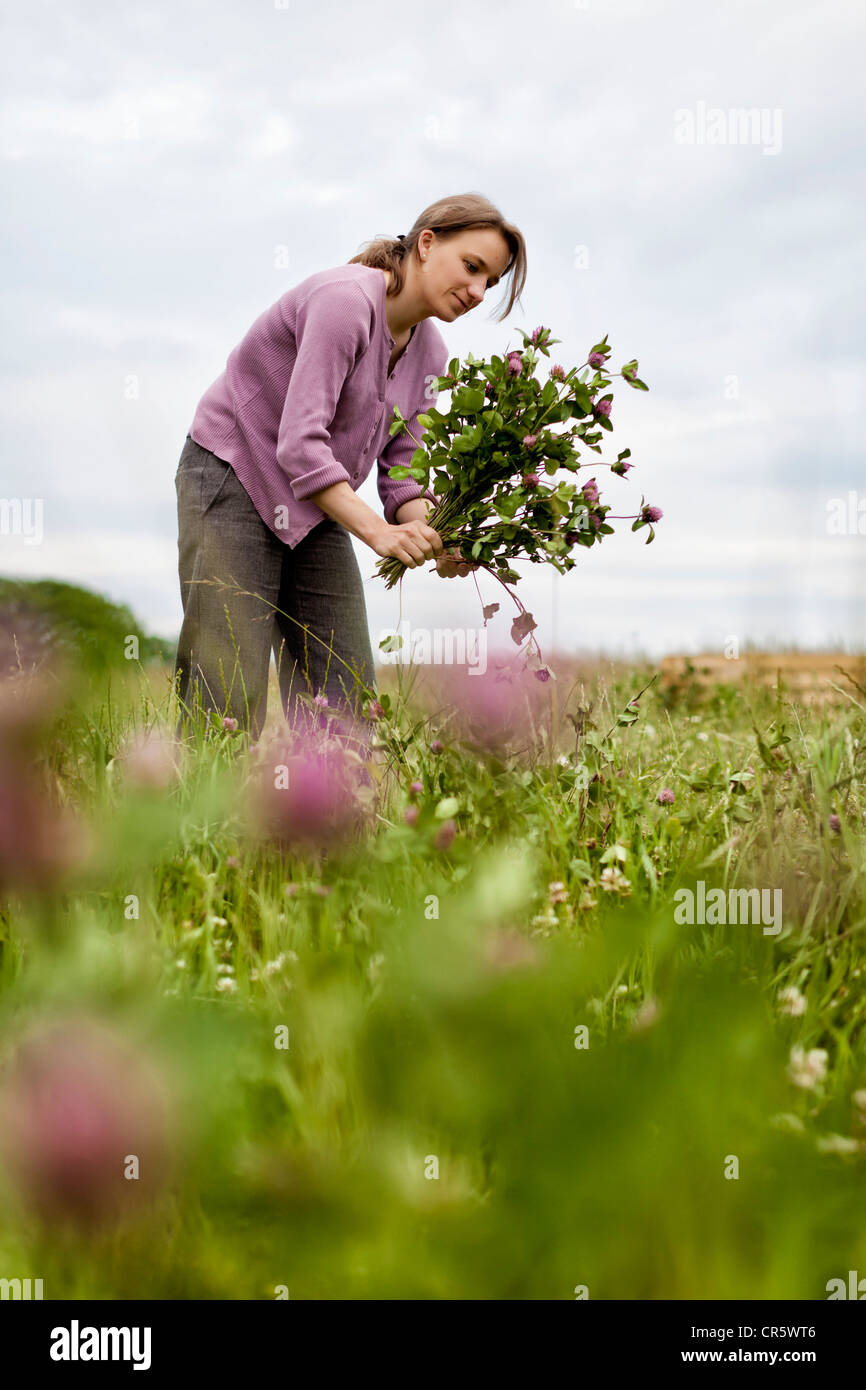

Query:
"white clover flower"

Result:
[[216, 962, 235, 975], [175, 958, 187, 970], [851, 1090, 866, 1124], [614, 984, 629, 997], [777, 986, 807, 1017], [210, 915, 228, 928], [696, 731, 710, 742], [600, 866, 632, 895], [264, 954, 287, 978], [770, 1112, 805, 1134], [816, 1133, 860, 1156], [216, 976, 238, 993], [787, 1045, 828, 1089]]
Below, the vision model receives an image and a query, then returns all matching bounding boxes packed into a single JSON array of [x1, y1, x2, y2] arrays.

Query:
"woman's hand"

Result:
[[371, 519, 443, 569], [436, 547, 479, 579]]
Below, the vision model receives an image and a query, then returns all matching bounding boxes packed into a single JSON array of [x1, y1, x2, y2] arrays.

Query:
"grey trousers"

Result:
[[173, 434, 377, 740]]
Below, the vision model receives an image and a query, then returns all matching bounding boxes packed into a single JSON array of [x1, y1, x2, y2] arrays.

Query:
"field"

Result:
[[1, 636, 865, 1301]]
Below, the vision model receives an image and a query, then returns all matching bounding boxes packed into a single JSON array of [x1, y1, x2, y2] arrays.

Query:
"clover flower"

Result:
[[582, 478, 599, 503], [595, 398, 612, 417], [588, 351, 609, 368], [0, 1017, 174, 1228], [641, 504, 663, 523], [829, 813, 841, 833], [434, 819, 457, 851], [522, 433, 538, 448], [657, 788, 675, 805], [550, 363, 566, 381], [787, 1045, 828, 1089], [778, 986, 807, 1017]]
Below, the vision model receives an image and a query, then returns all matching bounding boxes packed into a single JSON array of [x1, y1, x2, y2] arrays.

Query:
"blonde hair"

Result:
[[348, 191, 527, 322]]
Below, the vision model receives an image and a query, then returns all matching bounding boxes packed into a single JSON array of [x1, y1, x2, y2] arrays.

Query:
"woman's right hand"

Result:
[[372, 520, 444, 569]]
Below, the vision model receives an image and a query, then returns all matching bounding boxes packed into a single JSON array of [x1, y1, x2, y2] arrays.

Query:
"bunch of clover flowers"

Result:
[[376, 325, 660, 592]]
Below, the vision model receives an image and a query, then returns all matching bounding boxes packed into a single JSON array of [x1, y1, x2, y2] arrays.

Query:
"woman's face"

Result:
[[417, 227, 513, 320]]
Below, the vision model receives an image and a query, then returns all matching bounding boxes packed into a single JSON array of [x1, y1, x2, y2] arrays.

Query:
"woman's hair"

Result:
[[347, 192, 527, 322]]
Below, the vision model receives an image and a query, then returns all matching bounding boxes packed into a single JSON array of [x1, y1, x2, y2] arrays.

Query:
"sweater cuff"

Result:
[[289, 461, 352, 502], [385, 484, 438, 526]]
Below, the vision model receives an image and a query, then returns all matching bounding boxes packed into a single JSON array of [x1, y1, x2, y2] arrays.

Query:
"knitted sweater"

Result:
[[188, 262, 447, 548]]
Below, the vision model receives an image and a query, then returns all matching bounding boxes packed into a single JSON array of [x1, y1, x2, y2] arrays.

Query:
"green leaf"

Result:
[[387, 465, 412, 480], [435, 796, 460, 819]]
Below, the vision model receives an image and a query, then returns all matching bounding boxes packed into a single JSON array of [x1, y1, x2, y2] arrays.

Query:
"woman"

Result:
[[173, 192, 527, 741]]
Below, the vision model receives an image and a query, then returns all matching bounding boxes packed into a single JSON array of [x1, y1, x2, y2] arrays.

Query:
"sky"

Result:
[[1, 0, 863, 664]]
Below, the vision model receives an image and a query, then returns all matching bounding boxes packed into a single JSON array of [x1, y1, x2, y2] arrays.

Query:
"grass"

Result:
[[0, 647, 864, 1300]]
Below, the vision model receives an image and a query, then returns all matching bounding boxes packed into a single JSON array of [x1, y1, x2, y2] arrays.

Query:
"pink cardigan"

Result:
[[188, 262, 447, 548]]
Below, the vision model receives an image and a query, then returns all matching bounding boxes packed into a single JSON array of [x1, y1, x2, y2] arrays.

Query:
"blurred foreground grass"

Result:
[[0, 641, 865, 1300]]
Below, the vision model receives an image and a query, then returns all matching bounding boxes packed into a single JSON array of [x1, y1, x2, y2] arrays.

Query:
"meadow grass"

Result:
[[0, 651, 864, 1300]]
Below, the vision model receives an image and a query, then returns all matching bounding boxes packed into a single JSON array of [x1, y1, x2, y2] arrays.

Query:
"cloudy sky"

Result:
[[1, 0, 863, 663]]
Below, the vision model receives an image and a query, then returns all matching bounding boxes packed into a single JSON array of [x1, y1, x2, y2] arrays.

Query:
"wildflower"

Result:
[[484, 928, 539, 969], [313, 884, 332, 896], [600, 866, 632, 895], [550, 363, 566, 381], [507, 353, 523, 376], [522, 472, 540, 488], [434, 819, 457, 851], [225, 856, 239, 869], [256, 744, 366, 850], [0, 1017, 173, 1228], [829, 813, 841, 833], [484, 381, 496, 397], [534, 666, 553, 683], [577, 887, 598, 911], [770, 1112, 805, 1134], [313, 693, 329, 709], [787, 1045, 828, 1090], [641, 504, 663, 523], [216, 976, 237, 993], [657, 788, 675, 805], [410, 780, 423, 795], [263, 954, 287, 977], [816, 1133, 860, 1156], [610, 458, 633, 476], [582, 478, 599, 504], [565, 530, 581, 546], [216, 962, 234, 975], [404, 804, 419, 827], [588, 351, 609, 368], [548, 881, 568, 904], [430, 739, 444, 754], [121, 731, 179, 790], [778, 985, 807, 1017], [530, 325, 549, 345], [367, 700, 385, 720], [210, 915, 228, 927], [522, 434, 539, 450], [222, 716, 238, 732], [595, 398, 612, 418], [589, 514, 602, 531], [631, 997, 659, 1032]]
